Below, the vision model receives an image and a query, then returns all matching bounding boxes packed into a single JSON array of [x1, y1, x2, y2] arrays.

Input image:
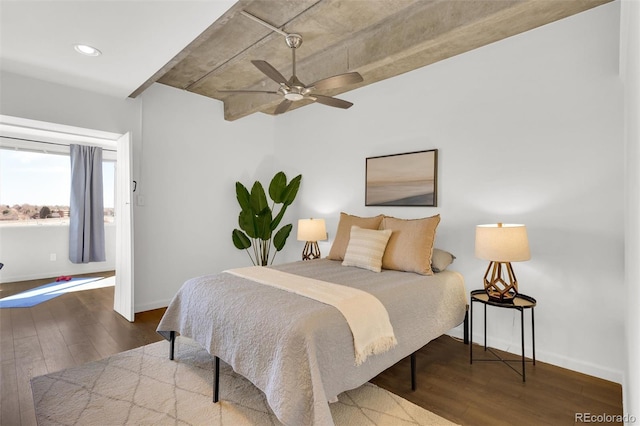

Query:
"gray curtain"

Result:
[[69, 144, 106, 263]]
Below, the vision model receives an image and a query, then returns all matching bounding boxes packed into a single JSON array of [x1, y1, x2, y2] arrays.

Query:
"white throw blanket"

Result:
[[225, 266, 397, 365]]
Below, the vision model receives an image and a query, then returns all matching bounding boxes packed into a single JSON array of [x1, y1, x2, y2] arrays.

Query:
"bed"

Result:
[[157, 257, 467, 426]]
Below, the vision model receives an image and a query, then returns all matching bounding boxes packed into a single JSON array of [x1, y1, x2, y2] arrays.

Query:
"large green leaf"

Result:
[[232, 229, 251, 249], [235, 182, 251, 211], [271, 204, 287, 231], [281, 174, 302, 206], [271, 174, 301, 230], [269, 171, 287, 203], [255, 208, 273, 240], [250, 182, 268, 213], [273, 224, 293, 251], [238, 209, 258, 238]]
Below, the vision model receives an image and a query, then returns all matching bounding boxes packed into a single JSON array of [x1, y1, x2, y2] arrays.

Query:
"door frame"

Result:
[[0, 115, 135, 320]]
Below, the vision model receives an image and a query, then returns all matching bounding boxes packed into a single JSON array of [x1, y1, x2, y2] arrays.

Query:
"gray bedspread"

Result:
[[156, 259, 467, 426]]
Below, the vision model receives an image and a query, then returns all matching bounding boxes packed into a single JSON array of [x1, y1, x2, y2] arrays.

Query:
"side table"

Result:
[[469, 289, 536, 382]]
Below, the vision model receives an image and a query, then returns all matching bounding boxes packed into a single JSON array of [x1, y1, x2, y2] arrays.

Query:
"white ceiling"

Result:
[[0, 0, 236, 98], [1, 0, 612, 120]]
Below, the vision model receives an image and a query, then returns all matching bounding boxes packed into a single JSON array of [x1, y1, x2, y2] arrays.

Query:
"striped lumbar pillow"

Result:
[[342, 226, 393, 273]]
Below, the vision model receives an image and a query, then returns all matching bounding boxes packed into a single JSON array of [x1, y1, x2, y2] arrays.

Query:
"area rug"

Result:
[[31, 337, 456, 425], [0, 276, 113, 308]]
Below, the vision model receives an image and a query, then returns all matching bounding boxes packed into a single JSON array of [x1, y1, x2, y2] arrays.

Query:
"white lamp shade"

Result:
[[297, 218, 327, 242], [475, 223, 530, 262]]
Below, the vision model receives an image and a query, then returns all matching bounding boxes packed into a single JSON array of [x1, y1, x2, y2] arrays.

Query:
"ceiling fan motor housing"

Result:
[[280, 75, 311, 101], [285, 34, 303, 49]]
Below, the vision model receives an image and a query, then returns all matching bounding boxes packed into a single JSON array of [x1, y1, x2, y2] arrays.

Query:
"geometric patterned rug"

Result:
[[31, 337, 456, 425]]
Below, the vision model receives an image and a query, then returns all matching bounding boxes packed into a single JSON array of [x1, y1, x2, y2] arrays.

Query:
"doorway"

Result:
[[0, 114, 134, 321]]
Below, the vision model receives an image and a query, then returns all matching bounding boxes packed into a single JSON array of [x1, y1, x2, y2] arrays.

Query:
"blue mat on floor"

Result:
[[0, 277, 104, 308]]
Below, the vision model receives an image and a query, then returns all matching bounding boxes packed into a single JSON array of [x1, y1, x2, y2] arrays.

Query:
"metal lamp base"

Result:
[[302, 241, 321, 260]]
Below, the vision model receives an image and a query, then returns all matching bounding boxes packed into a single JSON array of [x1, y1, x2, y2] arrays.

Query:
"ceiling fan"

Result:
[[220, 11, 363, 115]]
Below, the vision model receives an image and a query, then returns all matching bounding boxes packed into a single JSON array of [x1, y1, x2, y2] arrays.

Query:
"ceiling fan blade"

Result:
[[311, 95, 354, 109], [251, 60, 288, 85], [218, 90, 279, 95], [274, 99, 293, 114], [310, 72, 363, 91]]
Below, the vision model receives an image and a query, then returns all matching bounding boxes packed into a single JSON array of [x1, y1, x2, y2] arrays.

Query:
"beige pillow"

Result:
[[380, 215, 441, 275], [342, 226, 393, 273], [327, 213, 384, 260], [431, 248, 456, 272]]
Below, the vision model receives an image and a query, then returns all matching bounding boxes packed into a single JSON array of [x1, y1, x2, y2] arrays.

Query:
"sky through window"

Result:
[[0, 149, 115, 221]]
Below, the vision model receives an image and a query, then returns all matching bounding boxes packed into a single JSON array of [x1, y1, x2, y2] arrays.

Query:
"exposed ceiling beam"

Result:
[[130, 0, 612, 122]]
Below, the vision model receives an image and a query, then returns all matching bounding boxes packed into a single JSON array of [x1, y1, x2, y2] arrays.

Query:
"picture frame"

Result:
[[365, 149, 438, 207]]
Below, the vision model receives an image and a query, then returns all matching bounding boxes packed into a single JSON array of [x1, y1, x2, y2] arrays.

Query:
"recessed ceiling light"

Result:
[[74, 44, 101, 57]]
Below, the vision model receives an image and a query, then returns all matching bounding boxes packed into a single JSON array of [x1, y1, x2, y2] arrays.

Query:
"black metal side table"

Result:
[[469, 289, 536, 382]]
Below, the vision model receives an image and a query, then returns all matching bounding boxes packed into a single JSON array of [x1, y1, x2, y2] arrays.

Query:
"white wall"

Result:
[[621, 0, 640, 417], [0, 224, 115, 281], [132, 84, 279, 311], [0, 71, 140, 135], [274, 2, 625, 383]]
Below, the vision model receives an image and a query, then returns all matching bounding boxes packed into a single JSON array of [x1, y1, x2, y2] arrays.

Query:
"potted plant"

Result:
[[232, 171, 302, 266]]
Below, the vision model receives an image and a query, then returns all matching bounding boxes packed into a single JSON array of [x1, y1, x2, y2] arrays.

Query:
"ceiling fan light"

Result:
[[74, 44, 101, 57], [284, 93, 304, 101]]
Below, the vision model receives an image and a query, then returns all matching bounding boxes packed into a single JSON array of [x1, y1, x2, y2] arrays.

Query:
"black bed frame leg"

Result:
[[463, 307, 469, 345], [410, 352, 417, 391], [213, 356, 220, 403], [169, 331, 176, 360]]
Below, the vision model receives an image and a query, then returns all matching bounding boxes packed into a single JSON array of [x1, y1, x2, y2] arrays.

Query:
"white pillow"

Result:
[[431, 248, 456, 272], [342, 226, 393, 273], [327, 213, 384, 261]]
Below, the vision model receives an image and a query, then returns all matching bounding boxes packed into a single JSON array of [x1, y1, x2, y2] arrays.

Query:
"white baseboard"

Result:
[[466, 331, 623, 384], [135, 299, 171, 314], [536, 348, 624, 385], [0, 269, 113, 284]]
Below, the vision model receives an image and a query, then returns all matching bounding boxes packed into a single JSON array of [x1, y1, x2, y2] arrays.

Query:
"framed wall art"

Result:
[[365, 149, 438, 207]]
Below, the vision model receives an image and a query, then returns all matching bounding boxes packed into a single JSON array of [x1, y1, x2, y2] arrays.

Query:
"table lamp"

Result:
[[475, 223, 530, 302], [297, 218, 327, 260]]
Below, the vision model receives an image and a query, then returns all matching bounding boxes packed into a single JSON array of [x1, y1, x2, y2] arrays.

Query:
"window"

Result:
[[0, 148, 115, 225]]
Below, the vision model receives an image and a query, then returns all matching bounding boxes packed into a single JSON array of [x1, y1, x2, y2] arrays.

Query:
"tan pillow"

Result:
[[327, 213, 384, 260], [342, 226, 393, 273], [380, 215, 441, 275], [431, 248, 456, 272]]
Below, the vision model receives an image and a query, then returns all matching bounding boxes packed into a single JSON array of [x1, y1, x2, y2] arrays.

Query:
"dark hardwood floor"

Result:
[[1, 274, 623, 425], [371, 337, 623, 425], [0, 272, 164, 425]]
